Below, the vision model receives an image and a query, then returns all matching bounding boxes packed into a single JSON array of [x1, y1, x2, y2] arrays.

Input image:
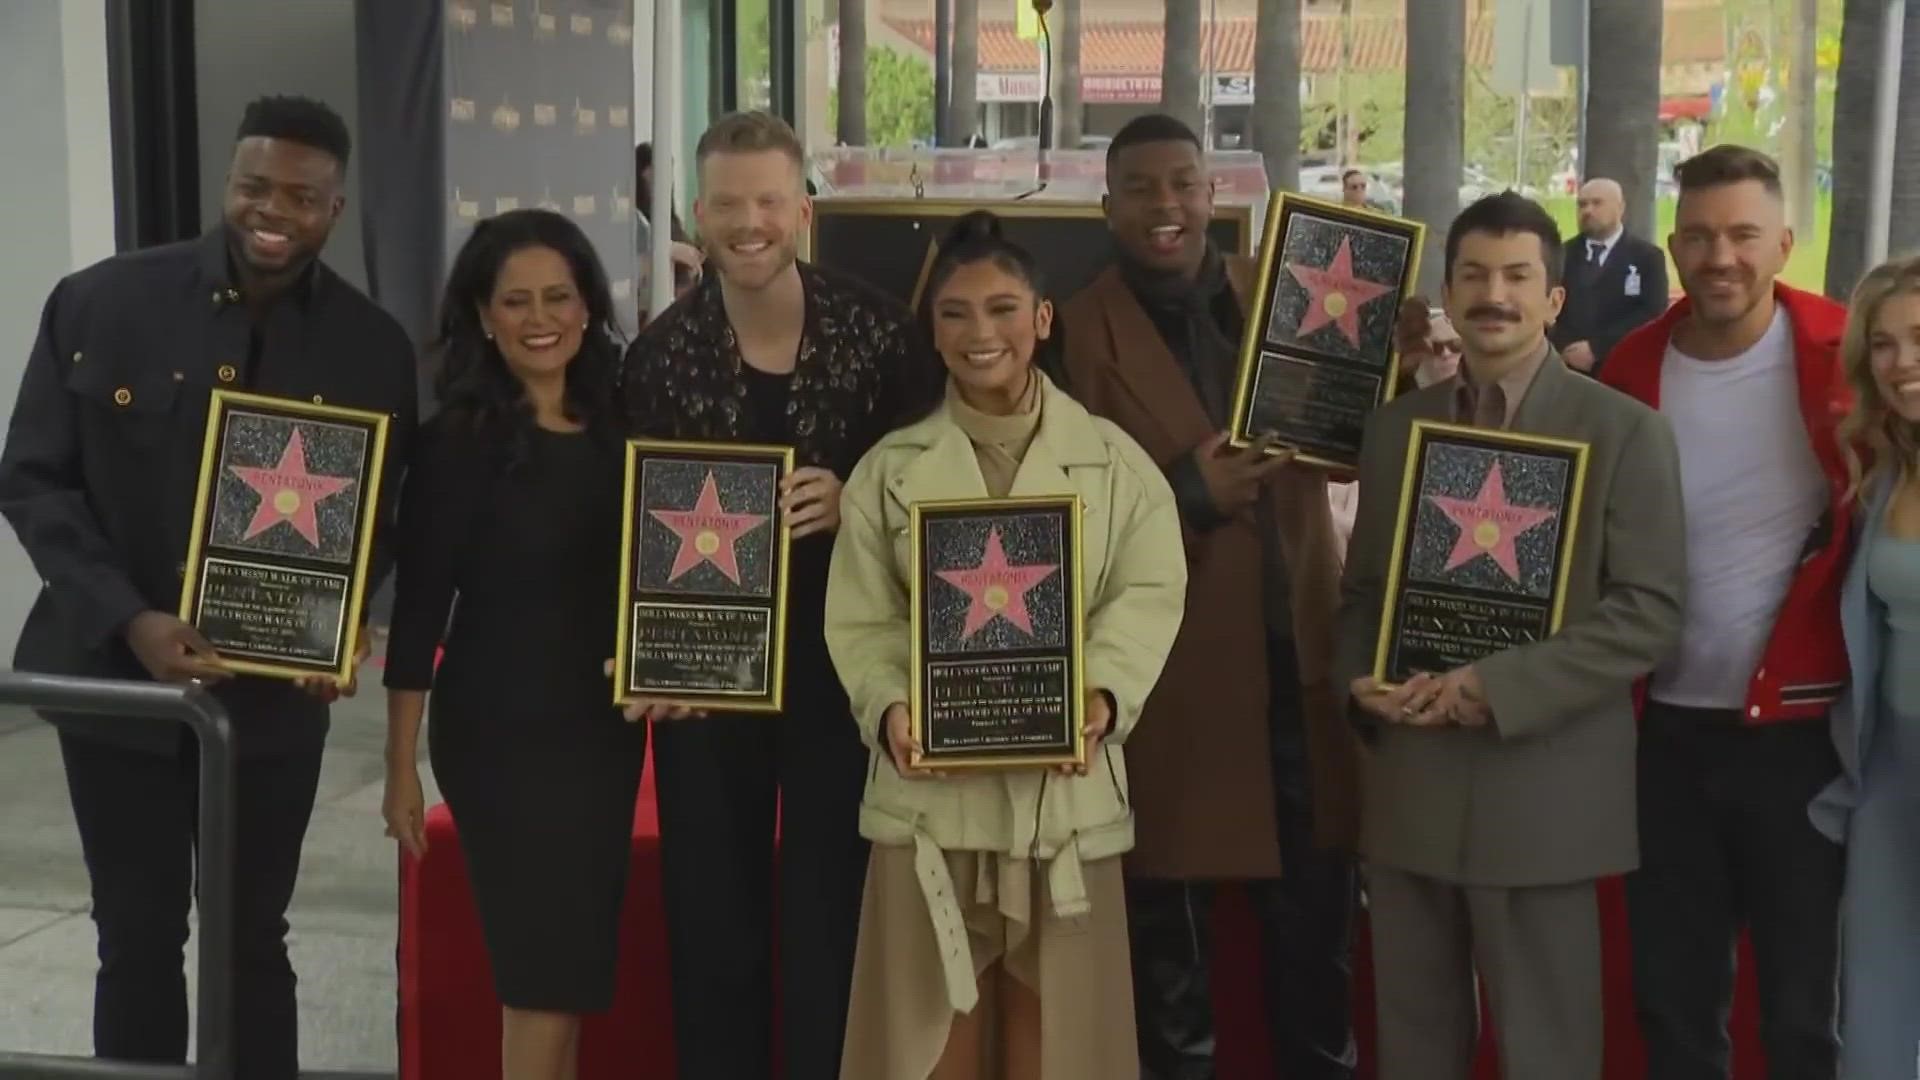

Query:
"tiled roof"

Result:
[[883, 7, 1726, 76]]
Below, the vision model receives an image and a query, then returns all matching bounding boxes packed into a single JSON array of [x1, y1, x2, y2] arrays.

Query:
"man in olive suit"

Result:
[[1333, 192, 1687, 1080]]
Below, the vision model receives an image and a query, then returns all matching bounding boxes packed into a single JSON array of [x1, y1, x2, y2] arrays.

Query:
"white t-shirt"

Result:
[[1650, 308, 1829, 708]]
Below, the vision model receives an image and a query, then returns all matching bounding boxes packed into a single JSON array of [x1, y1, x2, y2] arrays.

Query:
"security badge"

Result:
[[1625, 264, 1642, 298]]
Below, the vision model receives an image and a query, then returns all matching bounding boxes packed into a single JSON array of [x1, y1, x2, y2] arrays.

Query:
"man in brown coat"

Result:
[[1334, 193, 1687, 1079], [1061, 113, 1361, 1080]]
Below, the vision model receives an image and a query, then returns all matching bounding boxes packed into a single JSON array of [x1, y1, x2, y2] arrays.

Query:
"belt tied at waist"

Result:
[[910, 828, 1090, 1013]]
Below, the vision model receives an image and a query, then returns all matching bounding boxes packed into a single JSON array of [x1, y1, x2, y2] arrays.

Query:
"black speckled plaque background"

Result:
[[1264, 212, 1410, 363], [923, 514, 1066, 654], [622, 445, 789, 705], [1379, 427, 1585, 683], [210, 414, 366, 563], [186, 400, 380, 672], [1234, 198, 1422, 469], [915, 502, 1080, 764], [635, 458, 778, 597]]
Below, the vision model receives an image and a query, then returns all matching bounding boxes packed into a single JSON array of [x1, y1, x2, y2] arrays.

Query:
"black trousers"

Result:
[[58, 729, 323, 1080], [1626, 702, 1844, 1080], [1131, 638, 1359, 1080], [651, 702, 870, 1080]]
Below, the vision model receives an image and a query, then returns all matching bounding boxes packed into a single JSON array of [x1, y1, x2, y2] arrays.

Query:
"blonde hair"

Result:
[[694, 110, 805, 170], [1837, 253, 1920, 499]]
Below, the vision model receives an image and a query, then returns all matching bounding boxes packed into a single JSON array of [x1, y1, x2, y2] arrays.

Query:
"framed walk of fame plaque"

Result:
[[1228, 192, 1425, 470], [909, 496, 1086, 770], [1372, 422, 1590, 685], [179, 390, 390, 681], [614, 439, 794, 712]]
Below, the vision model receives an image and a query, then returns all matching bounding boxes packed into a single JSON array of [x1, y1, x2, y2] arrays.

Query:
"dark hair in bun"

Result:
[[920, 210, 1048, 308], [895, 210, 1069, 426]]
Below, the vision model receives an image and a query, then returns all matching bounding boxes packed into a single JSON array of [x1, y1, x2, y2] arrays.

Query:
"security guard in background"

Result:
[[0, 95, 416, 1079], [1550, 177, 1671, 375]]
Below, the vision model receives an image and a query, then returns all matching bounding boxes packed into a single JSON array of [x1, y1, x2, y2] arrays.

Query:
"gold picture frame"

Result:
[[1228, 191, 1427, 470], [908, 494, 1087, 770], [614, 437, 795, 712], [179, 389, 391, 683], [1371, 421, 1591, 686]]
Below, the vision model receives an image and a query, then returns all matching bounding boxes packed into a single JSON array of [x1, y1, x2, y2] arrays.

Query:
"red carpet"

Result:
[[398, 760, 1767, 1078]]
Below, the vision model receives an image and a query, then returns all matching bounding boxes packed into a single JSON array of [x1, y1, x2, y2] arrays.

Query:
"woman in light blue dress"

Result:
[[1811, 253, 1920, 1080]]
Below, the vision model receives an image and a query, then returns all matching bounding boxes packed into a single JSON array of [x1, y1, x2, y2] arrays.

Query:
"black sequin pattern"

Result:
[[620, 262, 912, 476]]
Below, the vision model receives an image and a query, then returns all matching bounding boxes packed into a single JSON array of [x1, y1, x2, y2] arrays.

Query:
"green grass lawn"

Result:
[[1536, 194, 1832, 295]]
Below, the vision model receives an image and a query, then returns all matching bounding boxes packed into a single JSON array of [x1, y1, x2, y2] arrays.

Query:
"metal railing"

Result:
[[0, 672, 233, 1080]]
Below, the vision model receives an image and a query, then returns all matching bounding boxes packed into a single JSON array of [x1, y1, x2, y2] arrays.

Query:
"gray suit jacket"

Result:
[[1809, 470, 1894, 843], [1332, 352, 1688, 887]]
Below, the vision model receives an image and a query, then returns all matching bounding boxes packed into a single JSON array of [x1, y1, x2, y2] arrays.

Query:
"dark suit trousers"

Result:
[[58, 728, 323, 1080], [1626, 702, 1843, 1080], [651, 701, 870, 1080], [1130, 638, 1359, 1080], [1368, 867, 1602, 1080]]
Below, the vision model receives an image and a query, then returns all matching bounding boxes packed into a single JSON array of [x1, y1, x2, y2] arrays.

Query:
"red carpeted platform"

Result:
[[398, 759, 1767, 1078]]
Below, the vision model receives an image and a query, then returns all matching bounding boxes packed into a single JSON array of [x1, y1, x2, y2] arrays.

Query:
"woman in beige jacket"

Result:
[[824, 212, 1188, 1080]]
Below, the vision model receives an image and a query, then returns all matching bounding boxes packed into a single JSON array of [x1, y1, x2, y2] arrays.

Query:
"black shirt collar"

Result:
[[195, 226, 325, 309]]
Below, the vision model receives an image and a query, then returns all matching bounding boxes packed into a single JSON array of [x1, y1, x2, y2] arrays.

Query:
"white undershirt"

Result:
[[1583, 225, 1625, 267], [1650, 308, 1828, 708]]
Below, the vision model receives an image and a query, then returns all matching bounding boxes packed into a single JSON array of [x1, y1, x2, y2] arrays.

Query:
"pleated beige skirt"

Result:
[[838, 844, 1138, 1080]]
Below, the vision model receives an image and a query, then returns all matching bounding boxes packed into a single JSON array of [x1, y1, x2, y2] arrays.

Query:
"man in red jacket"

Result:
[[1600, 145, 1847, 1080]]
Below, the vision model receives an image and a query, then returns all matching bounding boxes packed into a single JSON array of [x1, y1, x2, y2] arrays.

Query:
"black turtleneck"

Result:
[[1116, 245, 1246, 428]]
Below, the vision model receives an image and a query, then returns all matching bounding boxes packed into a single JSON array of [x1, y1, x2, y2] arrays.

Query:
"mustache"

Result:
[[1464, 305, 1521, 323]]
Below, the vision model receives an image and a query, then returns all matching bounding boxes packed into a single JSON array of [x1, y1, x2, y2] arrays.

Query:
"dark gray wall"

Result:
[[0, 2, 116, 658]]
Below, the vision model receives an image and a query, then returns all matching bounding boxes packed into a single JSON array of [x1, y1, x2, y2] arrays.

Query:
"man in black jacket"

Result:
[[1550, 178, 1670, 375], [0, 96, 416, 1078]]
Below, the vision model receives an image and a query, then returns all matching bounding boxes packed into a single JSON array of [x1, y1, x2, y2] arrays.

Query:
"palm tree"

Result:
[[1781, 0, 1820, 234], [1585, 0, 1663, 241], [950, 0, 980, 144], [1404, 0, 1466, 293], [1252, 0, 1302, 191], [1052, 0, 1084, 147], [1160, 0, 1204, 134], [1825, 0, 1920, 297], [837, 0, 867, 145]]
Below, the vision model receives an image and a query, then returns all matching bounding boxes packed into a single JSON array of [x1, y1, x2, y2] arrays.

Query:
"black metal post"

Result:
[[0, 674, 232, 1080]]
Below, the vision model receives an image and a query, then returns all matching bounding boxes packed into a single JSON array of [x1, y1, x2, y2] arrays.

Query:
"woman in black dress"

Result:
[[380, 209, 642, 1079]]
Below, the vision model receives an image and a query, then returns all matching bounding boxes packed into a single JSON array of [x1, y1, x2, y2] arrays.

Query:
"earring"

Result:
[[484, 331, 494, 341]]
